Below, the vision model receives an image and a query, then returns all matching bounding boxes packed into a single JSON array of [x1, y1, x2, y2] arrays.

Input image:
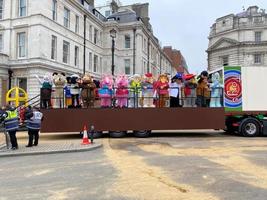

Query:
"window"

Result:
[[51, 35, 57, 60], [99, 32, 102, 46], [105, 10, 111, 17], [18, 32, 26, 58], [222, 56, 229, 66], [253, 17, 263, 23], [64, 7, 70, 28], [93, 55, 98, 72], [89, 25, 92, 41], [255, 32, 261, 43], [18, 78, 27, 92], [143, 61, 146, 74], [19, 0, 26, 17], [125, 59, 131, 75], [0, 34, 3, 52], [75, 15, 79, 33], [0, 0, 3, 19], [74, 46, 79, 66], [63, 41, 70, 64], [254, 54, 262, 64], [94, 28, 98, 44], [125, 35, 131, 48], [100, 57, 102, 73], [144, 38, 147, 52], [52, 0, 57, 21], [89, 52, 92, 70]]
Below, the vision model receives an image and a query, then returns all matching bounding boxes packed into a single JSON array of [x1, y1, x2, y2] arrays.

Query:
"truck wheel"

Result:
[[240, 118, 260, 137], [133, 130, 151, 138], [109, 131, 126, 138]]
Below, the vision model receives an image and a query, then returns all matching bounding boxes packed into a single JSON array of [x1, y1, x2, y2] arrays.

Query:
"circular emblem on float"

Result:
[[225, 78, 242, 102], [224, 69, 242, 108]]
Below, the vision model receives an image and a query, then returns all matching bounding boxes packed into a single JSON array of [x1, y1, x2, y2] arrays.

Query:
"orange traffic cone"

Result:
[[81, 125, 90, 145]]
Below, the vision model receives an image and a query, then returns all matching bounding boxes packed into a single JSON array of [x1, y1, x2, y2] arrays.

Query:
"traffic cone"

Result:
[[81, 125, 90, 145]]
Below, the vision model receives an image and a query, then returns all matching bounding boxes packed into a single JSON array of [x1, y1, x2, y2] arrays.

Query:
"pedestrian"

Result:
[[2, 105, 19, 150], [0, 106, 12, 149], [25, 106, 43, 147]]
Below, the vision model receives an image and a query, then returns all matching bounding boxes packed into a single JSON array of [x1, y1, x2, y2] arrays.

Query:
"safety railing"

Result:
[[42, 87, 224, 109]]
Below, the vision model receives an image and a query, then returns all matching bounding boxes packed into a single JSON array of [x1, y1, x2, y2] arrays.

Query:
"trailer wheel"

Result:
[[133, 130, 151, 138], [109, 131, 127, 138], [240, 118, 260, 137], [92, 131, 103, 139]]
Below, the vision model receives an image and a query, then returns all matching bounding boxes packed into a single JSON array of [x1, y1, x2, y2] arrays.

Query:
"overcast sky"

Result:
[[96, 0, 267, 74]]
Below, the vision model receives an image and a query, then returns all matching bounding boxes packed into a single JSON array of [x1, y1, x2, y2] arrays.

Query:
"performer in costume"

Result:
[[98, 75, 113, 108], [170, 73, 184, 107], [142, 73, 155, 107], [154, 74, 169, 108], [115, 75, 129, 108], [129, 74, 142, 108], [210, 72, 223, 107]]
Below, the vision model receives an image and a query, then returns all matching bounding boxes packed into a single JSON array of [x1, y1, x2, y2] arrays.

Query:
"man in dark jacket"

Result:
[[25, 106, 43, 147]]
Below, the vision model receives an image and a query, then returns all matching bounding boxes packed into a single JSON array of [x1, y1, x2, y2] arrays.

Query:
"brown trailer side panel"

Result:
[[41, 108, 225, 133]]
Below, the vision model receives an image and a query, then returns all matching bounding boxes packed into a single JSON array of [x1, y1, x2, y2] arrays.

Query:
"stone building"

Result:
[[207, 6, 267, 72], [97, 0, 172, 76], [0, 0, 172, 106]]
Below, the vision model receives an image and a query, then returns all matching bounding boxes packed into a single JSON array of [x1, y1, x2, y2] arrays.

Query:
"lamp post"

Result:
[[110, 28, 117, 76]]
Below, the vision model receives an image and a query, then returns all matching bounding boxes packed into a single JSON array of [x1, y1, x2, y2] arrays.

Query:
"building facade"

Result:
[[0, 0, 172, 106], [207, 6, 267, 72], [163, 46, 189, 74]]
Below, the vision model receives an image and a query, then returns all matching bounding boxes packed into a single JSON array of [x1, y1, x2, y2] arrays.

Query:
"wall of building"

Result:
[[0, 0, 172, 105], [208, 6, 267, 71]]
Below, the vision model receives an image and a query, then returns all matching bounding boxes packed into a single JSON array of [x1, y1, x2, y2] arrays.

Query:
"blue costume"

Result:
[[210, 72, 223, 107]]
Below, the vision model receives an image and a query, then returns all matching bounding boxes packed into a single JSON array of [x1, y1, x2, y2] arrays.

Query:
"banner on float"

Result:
[[224, 66, 242, 112]]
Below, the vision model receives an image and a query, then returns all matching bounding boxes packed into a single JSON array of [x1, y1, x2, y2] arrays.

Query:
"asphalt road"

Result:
[[1, 131, 267, 200]]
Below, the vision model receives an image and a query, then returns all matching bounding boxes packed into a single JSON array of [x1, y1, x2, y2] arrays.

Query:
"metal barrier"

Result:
[[43, 87, 224, 109]]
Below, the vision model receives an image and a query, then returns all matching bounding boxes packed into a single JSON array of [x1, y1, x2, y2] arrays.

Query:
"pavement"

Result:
[[1, 130, 267, 200], [0, 132, 102, 157]]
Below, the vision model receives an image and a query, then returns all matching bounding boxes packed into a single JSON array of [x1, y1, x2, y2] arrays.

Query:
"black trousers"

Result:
[[170, 97, 182, 108], [8, 130, 18, 148], [41, 99, 51, 109], [28, 129, 39, 146]]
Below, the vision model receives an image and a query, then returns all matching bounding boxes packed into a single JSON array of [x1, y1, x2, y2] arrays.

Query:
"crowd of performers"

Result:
[[36, 70, 223, 109]]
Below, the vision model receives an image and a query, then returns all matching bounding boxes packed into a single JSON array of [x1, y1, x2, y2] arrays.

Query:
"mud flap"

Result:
[[262, 119, 267, 136]]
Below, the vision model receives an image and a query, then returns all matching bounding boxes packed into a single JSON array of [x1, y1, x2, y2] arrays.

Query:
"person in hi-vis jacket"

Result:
[[25, 106, 43, 147]]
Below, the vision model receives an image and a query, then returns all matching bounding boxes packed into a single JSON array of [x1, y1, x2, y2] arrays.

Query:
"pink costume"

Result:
[[115, 75, 129, 108]]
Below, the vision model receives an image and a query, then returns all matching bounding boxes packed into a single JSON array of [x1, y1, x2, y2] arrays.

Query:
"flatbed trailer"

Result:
[[41, 107, 225, 137], [40, 108, 267, 137], [40, 66, 267, 137]]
